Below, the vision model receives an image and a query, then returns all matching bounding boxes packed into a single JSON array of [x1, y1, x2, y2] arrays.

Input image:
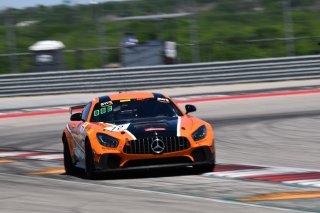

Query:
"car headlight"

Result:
[[97, 133, 119, 148], [192, 125, 207, 141]]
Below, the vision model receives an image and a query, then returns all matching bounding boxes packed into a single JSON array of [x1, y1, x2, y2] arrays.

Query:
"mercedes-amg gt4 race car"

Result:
[[62, 92, 215, 178]]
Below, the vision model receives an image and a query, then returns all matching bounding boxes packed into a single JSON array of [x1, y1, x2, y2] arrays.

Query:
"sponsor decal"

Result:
[[120, 99, 131, 102], [101, 101, 113, 107], [79, 122, 90, 144], [36, 54, 53, 63], [157, 97, 170, 103], [93, 106, 112, 116], [144, 127, 166, 132], [80, 122, 89, 134]]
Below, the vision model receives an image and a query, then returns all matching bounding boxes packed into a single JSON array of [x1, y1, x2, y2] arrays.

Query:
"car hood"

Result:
[[97, 116, 196, 139]]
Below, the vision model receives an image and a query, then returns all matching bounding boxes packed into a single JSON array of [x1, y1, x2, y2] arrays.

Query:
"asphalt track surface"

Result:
[[0, 87, 320, 212]]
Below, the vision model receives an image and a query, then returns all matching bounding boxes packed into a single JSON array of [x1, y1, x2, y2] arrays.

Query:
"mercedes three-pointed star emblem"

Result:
[[151, 138, 165, 154]]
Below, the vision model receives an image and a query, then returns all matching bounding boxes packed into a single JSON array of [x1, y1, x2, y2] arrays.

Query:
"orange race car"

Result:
[[62, 92, 215, 178]]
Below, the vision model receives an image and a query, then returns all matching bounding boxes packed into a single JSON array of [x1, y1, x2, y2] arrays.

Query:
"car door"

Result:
[[73, 102, 92, 164]]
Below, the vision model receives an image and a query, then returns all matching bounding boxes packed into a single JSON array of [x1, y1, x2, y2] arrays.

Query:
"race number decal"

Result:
[[104, 123, 130, 132]]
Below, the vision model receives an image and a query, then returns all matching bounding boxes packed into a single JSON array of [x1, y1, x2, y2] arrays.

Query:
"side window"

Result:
[[81, 102, 92, 121]]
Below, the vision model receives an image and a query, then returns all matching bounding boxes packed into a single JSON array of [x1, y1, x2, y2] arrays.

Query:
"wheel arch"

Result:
[[85, 136, 91, 146], [62, 128, 71, 144], [62, 130, 67, 144]]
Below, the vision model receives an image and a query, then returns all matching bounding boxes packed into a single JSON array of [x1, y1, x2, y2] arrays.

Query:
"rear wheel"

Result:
[[85, 141, 96, 179], [63, 136, 76, 175]]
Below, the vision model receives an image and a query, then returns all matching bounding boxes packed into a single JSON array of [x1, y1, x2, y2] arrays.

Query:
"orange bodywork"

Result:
[[63, 92, 215, 171]]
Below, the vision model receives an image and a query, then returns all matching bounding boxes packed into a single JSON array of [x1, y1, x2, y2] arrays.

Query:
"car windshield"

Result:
[[90, 97, 182, 123]]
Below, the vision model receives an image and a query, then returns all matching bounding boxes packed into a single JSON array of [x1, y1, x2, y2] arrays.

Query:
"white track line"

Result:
[[205, 167, 309, 178], [0, 151, 63, 161], [26, 154, 63, 160], [203, 166, 320, 188], [0, 151, 32, 157], [284, 179, 320, 184], [284, 180, 320, 187]]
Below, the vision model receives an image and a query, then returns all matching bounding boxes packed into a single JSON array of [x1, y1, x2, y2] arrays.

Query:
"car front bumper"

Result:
[[95, 146, 215, 171]]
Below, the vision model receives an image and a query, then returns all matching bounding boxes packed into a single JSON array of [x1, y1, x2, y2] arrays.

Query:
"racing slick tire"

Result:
[[85, 140, 96, 179], [193, 163, 215, 174], [63, 136, 76, 175]]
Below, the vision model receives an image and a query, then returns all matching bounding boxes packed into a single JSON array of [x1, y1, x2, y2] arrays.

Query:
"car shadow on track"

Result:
[[62, 166, 202, 180]]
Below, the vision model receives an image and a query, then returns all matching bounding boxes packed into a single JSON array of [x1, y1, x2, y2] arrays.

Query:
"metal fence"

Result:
[[1, 38, 320, 74], [0, 54, 320, 97]]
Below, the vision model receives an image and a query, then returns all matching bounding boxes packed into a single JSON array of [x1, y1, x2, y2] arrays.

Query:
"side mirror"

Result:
[[185, 104, 196, 114], [70, 113, 83, 121]]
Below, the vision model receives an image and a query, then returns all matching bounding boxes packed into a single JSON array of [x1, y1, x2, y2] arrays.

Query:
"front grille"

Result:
[[123, 136, 190, 154]]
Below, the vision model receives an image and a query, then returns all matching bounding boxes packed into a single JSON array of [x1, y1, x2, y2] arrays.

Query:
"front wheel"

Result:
[[85, 141, 96, 179], [193, 163, 215, 174], [63, 137, 76, 175]]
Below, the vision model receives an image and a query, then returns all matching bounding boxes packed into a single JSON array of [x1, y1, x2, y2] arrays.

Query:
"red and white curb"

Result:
[[203, 164, 320, 188], [1, 89, 320, 119], [0, 107, 69, 119], [0, 150, 63, 161], [2, 149, 320, 188]]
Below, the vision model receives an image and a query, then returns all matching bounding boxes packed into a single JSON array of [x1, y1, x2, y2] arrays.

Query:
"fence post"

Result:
[[4, 10, 18, 73], [282, 0, 295, 56]]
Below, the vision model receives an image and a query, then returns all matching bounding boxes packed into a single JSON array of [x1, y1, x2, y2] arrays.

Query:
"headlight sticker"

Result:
[[192, 125, 207, 141], [97, 133, 119, 148]]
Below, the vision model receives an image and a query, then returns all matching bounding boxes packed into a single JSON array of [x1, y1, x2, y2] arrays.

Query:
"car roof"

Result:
[[98, 92, 167, 102]]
